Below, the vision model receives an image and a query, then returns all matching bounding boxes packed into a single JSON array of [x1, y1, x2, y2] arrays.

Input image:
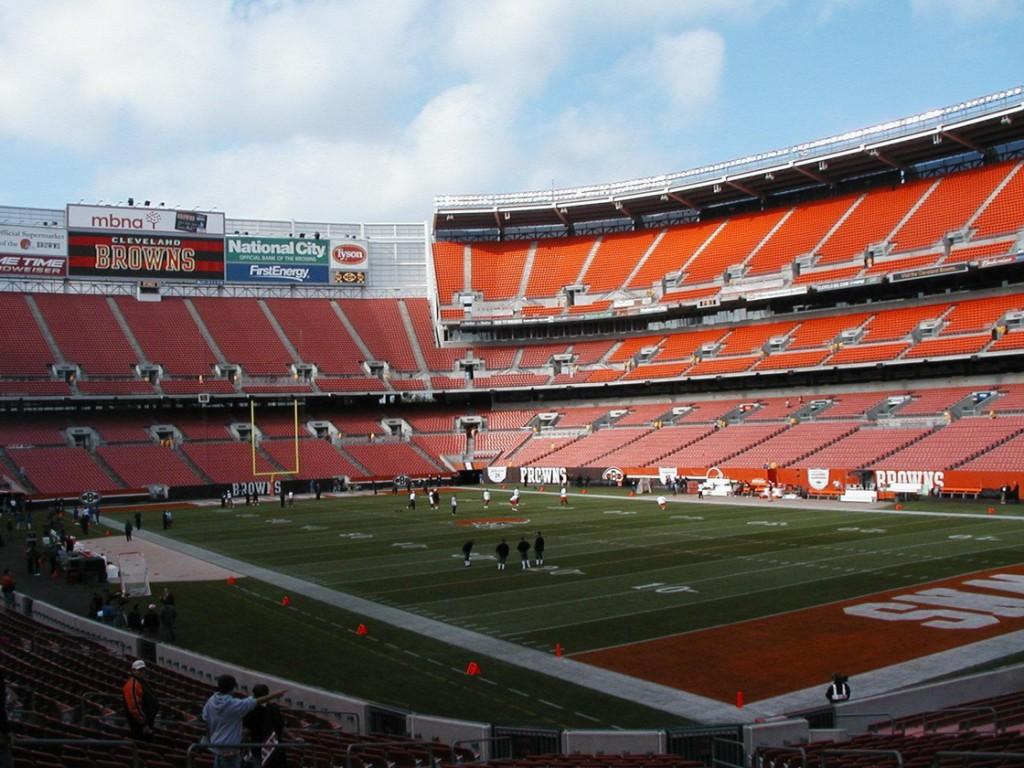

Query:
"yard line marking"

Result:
[[575, 712, 600, 723], [403, 650, 421, 658], [425, 658, 445, 667], [479, 677, 498, 686], [538, 699, 564, 710], [508, 688, 529, 697]]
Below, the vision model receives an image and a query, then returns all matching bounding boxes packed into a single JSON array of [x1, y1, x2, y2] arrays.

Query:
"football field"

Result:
[[110, 489, 1024, 717]]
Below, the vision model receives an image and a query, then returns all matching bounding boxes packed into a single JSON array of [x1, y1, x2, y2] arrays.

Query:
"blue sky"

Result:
[[0, 0, 1020, 222]]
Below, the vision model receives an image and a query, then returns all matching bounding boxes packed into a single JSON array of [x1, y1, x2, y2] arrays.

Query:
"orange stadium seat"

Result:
[[525, 237, 594, 298], [264, 298, 365, 375], [681, 209, 788, 285], [34, 294, 138, 376], [432, 241, 465, 303], [903, 333, 991, 359], [114, 296, 218, 377], [190, 297, 293, 376], [746, 195, 858, 276], [469, 242, 530, 300], [629, 221, 721, 289], [971, 163, 1024, 238], [579, 231, 658, 293]]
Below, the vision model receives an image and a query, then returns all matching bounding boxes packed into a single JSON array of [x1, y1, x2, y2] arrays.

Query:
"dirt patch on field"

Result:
[[574, 565, 1024, 704], [78, 535, 239, 583]]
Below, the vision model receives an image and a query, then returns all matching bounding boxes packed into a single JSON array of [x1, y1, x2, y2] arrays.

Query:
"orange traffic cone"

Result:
[[736, 690, 744, 708], [226, 576, 237, 586], [554, 643, 563, 657], [987, 507, 996, 515], [465, 661, 481, 676], [894, 503, 903, 511], [356, 623, 368, 636], [281, 595, 291, 607]]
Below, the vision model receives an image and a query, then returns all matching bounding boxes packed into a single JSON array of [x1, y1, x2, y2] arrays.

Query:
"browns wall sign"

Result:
[[68, 232, 225, 281]]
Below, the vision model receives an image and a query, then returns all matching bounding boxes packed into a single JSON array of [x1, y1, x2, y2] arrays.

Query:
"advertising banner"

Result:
[[329, 239, 369, 285], [67, 232, 224, 281], [66, 204, 226, 237], [0, 225, 68, 276], [224, 236, 330, 284]]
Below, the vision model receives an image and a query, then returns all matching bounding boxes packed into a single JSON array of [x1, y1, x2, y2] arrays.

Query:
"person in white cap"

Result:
[[122, 659, 159, 741], [657, 495, 667, 510]]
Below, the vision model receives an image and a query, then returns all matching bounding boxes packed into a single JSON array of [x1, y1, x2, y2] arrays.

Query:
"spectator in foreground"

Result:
[[202, 674, 285, 768], [0, 672, 11, 768], [122, 659, 159, 741], [242, 683, 286, 768]]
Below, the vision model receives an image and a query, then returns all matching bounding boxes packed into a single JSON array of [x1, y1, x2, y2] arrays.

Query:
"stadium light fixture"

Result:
[[712, 184, 722, 194], [128, 197, 134, 206], [818, 161, 829, 171], [144, 200, 150, 207], [445, 214, 455, 221], [932, 134, 943, 145], [503, 212, 511, 220], [1002, 115, 1013, 125], [659, 194, 669, 202], [614, 201, 624, 210], [764, 173, 774, 181]]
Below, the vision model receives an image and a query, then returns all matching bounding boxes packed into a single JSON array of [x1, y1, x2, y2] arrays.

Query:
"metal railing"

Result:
[[756, 745, 807, 768], [920, 706, 1000, 733], [451, 736, 510, 764], [930, 751, 1024, 766], [820, 748, 903, 767], [186, 740, 315, 768], [710, 737, 745, 768], [345, 739, 440, 768]]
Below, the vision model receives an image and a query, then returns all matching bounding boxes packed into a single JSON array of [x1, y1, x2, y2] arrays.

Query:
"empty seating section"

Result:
[[673, 399, 746, 423], [864, 252, 939, 275], [473, 373, 549, 388], [861, 302, 949, 342], [328, 413, 386, 436], [609, 335, 663, 363], [682, 210, 787, 285], [580, 231, 657, 292], [0, 293, 55, 376], [483, 409, 535, 429], [659, 423, 786, 467], [97, 444, 203, 487], [628, 221, 719, 289], [753, 349, 830, 371], [657, 328, 728, 361], [971, 163, 1024, 237], [787, 312, 869, 350], [568, 299, 612, 314], [615, 403, 674, 426], [525, 237, 593, 297], [556, 406, 615, 427], [746, 196, 857, 275], [400, 409, 460, 432], [473, 431, 530, 462], [726, 421, 859, 467], [76, 380, 155, 395], [947, 239, 1016, 263], [168, 415, 231, 441], [473, 347, 517, 370], [432, 241, 465, 302], [160, 379, 235, 395], [264, 298, 363, 375], [821, 391, 892, 419], [941, 294, 1024, 335], [720, 321, 796, 355], [521, 305, 562, 317], [622, 362, 690, 381], [181, 441, 278, 483], [34, 294, 137, 376], [91, 416, 157, 442], [190, 298, 292, 376], [470, 242, 530, 300], [406, 297, 465, 372], [343, 442, 441, 476], [338, 298, 419, 372], [519, 343, 570, 368], [262, 439, 365, 480], [431, 375, 467, 390], [989, 384, 1024, 411], [795, 426, 931, 468], [8, 446, 118, 494], [0, 420, 67, 446], [507, 435, 578, 465], [817, 180, 931, 264], [687, 354, 758, 377], [316, 377, 386, 391], [599, 425, 712, 467], [572, 340, 615, 365], [746, 397, 802, 421], [756, 732, 1024, 768], [960, 431, 1024, 472], [794, 263, 862, 285], [660, 285, 720, 304], [895, 387, 977, 416], [114, 297, 217, 376], [827, 341, 910, 365], [890, 163, 1013, 252], [903, 333, 991, 359], [991, 331, 1024, 354], [542, 427, 650, 468], [874, 416, 1024, 470], [0, 380, 70, 396]]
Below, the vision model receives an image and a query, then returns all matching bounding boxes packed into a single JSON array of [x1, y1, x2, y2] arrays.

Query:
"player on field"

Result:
[[657, 495, 667, 510], [495, 538, 509, 570], [450, 494, 458, 516], [462, 540, 474, 567], [482, 489, 491, 509], [408, 490, 416, 511], [516, 537, 530, 569], [510, 488, 520, 509], [559, 486, 568, 506], [534, 531, 545, 566]]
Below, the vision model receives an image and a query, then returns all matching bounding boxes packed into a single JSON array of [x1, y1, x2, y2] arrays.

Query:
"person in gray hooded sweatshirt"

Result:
[[202, 674, 285, 768]]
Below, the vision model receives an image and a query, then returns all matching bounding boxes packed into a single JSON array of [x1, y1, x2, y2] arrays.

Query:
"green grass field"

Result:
[[106, 491, 1024, 727]]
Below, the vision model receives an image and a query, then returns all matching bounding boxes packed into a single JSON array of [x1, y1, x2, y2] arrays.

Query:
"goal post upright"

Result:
[[250, 399, 301, 479]]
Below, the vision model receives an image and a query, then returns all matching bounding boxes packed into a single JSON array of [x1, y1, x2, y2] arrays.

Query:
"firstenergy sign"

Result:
[[225, 236, 329, 284]]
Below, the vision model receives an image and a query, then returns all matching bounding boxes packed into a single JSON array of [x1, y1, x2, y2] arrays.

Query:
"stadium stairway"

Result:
[[397, 299, 430, 372]]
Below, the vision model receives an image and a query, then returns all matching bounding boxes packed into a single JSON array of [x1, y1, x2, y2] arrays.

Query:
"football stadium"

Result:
[[3, 27, 1024, 768]]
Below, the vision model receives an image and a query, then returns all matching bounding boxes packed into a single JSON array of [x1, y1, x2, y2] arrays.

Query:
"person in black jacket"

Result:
[[534, 532, 545, 566], [461, 540, 474, 567], [516, 537, 530, 570], [495, 539, 509, 570], [825, 673, 851, 703], [243, 683, 286, 768]]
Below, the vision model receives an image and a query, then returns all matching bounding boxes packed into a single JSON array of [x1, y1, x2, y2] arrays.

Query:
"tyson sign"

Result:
[[329, 239, 369, 272]]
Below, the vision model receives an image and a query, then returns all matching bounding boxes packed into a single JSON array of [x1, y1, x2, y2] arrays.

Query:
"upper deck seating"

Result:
[[114, 296, 217, 376], [971, 163, 1024, 238], [628, 222, 720, 289], [34, 294, 138, 376], [525, 237, 593, 298], [470, 242, 530, 301], [190, 298, 293, 376], [433, 241, 465, 303], [579, 231, 658, 293], [264, 298, 364, 375], [746, 195, 858, 276], [681, 210, 787, 285], [338, 298, 419, 373], [0, 294, 55, 376]]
